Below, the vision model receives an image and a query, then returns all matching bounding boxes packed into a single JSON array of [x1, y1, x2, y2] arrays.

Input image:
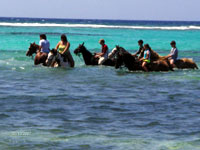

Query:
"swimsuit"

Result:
[[144, 50, 151, 63], [58, 44, 67, 54]]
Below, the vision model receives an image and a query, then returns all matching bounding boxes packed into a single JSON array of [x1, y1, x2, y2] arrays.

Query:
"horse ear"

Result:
[[82, 42, 85, 46]]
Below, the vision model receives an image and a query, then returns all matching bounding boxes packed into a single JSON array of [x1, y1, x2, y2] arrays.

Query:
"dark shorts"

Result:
[[169, 57, 177, 63]]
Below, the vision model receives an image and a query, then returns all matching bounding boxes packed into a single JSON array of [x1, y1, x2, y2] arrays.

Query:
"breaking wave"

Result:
[[0, 22, 200, 30]]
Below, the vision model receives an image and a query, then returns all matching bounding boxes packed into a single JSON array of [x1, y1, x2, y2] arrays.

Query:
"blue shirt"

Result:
[[170, 48, 178, 60], [39, 39, 50, 53]]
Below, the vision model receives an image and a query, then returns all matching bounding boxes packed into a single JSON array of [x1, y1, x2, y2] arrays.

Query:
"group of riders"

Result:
[[38, 34, 75, 67], [37, 34, 178, 72]]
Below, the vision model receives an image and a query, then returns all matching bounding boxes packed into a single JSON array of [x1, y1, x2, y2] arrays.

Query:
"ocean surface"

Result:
[[0, 17, 200, 150]]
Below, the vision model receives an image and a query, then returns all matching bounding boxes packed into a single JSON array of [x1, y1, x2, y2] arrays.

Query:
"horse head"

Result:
[[46, 49, 58, 66], [108, 47, 119, 59], [115, 46, 137, 70], [26, 42, 39, 57], [115, 46, 125, 69], [74, 42, 85, 55]]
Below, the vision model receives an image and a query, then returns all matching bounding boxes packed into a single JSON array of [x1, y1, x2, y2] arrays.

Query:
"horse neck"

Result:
[[81, 47, 93, 65], [150, 49, 160, 60], [123, 52, 138, 70]]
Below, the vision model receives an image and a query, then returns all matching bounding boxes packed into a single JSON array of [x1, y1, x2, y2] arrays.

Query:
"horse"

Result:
[[161, 57, 198, 69], [45, 49, 71, 68], [74, 43, 116, 66], [138, 48, 198, 69], [26, 42, 48, 66], [143, 49, 198, 69], [115, 46, 173, 72]]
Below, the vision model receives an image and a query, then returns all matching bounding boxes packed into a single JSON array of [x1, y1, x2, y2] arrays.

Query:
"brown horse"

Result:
[[26, 43, 48, 65], [144, 49, 198, 69], [162, 57, 198, 69]]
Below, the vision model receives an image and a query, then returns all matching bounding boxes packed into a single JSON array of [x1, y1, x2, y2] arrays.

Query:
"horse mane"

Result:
[[118, 46, 134, 57], [150, 49, 161, 61], [115, 46, 138, 70]]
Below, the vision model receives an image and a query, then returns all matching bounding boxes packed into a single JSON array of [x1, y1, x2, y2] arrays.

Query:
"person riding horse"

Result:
[[29, 34, 50, 65], [39, 34, 50, 56], [133, 39, 144, 59], [94, 39, 109, 65], [54, 34, 75, 68], [139, 44, 152, 72], [165, 41, 178, 68]]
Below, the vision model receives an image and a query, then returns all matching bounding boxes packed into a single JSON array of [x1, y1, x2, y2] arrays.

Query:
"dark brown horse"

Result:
[[74, 43, 116, 66], [115, 46, 173, 72], [26, 43, 48, 65]]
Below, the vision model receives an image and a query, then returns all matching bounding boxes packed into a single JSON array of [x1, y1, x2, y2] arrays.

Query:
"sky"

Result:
[[0, 0, 199, 21]]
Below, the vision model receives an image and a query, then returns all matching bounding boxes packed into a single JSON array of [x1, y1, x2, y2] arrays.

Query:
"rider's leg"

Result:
[[170, 59, 176, 68], [142, 61, 149, 72], [66, 52, 75, 67]]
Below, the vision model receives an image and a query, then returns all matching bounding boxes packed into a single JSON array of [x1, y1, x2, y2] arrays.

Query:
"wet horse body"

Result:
[[46, 49, 71, 68], [74, 43, 116, 66]]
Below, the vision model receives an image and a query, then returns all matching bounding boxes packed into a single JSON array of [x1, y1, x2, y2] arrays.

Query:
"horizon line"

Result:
[[0, 16, 200, 23]]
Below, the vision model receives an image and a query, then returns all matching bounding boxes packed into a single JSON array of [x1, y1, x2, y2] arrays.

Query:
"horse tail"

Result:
[[195, 64, 199, 69]]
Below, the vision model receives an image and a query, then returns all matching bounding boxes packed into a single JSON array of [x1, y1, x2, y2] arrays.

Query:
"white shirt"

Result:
[[39, 39, 50, 53]]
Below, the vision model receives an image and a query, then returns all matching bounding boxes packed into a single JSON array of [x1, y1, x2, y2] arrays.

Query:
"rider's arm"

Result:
[[165, 54, 172, 58], [140, 57, 144, 61], [133, 47, 142, 56], [98, 52, 105, 57], [98, 45, 108, 57], [166, 48, 176, 58], [94, 53, 102, 58], [62, 42, 70, 54], [55, 42, 60, 51], [146, 51, 150, 59], [38, 40, 42, 52], [133, 49, 140, 56]]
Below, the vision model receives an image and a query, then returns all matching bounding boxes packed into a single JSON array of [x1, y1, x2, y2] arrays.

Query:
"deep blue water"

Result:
[[2, 17, 200, 26]]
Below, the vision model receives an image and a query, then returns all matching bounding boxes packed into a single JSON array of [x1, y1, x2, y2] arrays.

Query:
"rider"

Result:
[[94, 39, 109, 65], [55, 34, 75, 67], [133, 40, 144, 58], [140, 44, 151, 72], [39, 34, 50, 56], [165, 41, 178, 68]]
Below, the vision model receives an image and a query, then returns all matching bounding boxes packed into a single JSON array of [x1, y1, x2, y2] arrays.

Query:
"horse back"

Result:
[[175, 58, 198, 69]]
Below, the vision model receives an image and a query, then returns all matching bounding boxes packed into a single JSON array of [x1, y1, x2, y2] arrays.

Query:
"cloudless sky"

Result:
[[0, 0, 199, 21]]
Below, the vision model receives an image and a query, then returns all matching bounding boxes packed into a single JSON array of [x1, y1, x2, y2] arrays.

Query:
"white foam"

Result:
[[0, 22, 200, 30]]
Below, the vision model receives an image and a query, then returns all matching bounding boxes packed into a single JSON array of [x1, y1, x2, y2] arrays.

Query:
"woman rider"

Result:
[[140, 44, 151, 72], [55, 34, 75, 67]]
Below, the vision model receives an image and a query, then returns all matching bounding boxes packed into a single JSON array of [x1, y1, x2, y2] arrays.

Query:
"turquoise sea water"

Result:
[[0, 18, 200, 150]]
